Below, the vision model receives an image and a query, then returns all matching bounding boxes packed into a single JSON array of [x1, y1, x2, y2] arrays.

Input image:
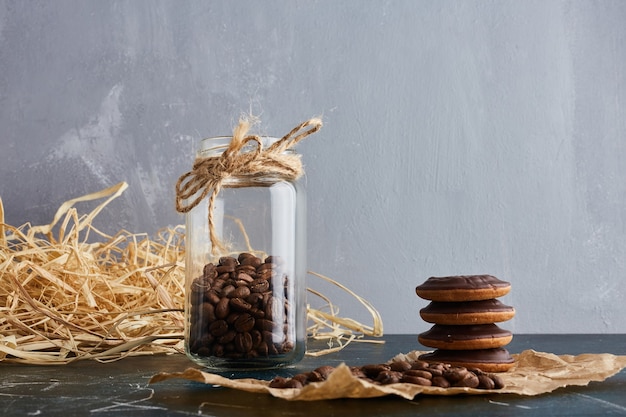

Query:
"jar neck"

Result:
[[198, 136, 298, 186]]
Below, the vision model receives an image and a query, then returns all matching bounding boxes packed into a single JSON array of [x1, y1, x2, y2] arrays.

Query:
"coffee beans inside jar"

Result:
[[188, 253, 295, 360]]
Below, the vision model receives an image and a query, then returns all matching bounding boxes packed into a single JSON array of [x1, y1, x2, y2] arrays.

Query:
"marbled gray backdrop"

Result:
[[1, 1, 625, 334]]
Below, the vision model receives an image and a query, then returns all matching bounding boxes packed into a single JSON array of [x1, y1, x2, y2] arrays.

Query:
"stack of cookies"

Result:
[[415, 275, 515, 372]]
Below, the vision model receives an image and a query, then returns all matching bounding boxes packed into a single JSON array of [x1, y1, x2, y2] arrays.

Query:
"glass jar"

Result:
[[184, 136, 307, 370]]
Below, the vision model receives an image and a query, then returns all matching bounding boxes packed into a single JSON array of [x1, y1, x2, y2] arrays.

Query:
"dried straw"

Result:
[[0, 182, 382, 364]]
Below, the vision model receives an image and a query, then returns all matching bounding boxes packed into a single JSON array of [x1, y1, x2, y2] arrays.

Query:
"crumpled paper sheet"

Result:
[[149, 350, 626, 401]]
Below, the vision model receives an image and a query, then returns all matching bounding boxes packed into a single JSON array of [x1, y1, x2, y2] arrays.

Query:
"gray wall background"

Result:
[[1, 1, 625, 335]]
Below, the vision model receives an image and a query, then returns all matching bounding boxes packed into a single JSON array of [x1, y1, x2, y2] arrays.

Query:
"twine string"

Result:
[[175, 117, 322, 254]]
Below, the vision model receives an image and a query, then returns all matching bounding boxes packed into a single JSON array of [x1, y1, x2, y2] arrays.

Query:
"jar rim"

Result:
[[198, 136, 286, 157]]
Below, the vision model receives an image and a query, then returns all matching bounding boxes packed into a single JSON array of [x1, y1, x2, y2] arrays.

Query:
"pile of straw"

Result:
[[0, 182, 382, 364]]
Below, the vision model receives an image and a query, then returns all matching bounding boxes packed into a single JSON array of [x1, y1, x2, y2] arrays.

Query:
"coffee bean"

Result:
[[191, 277, 210, 294], [212, 278, 226, 290], [402, 375, 432, 386], [256, 341, 269, 356], [201, 302, 216, 322], [190, 289, 204, 306], [404, 369, 432, 380], [221, 284, 235, 298], [283, 341, 294, 352], [250, 307, 265, 319], [246, 292, 263, 306], [212, 343, 225, 357], [229, 286, 251, 299], [216, 273, 230, 282], [350, 367, 367, 379], [491, 374, 505, 389], [205, 290, 220, 305], [313, 366, 335, 380], [269, 377, 288, 388], [235, 273, 254, 286], [268, 343, 279, 355], [256, 318, 275, 332], [234, 332, 253, 353], [283, 379, 303, 389], [215, 297, 230, 319], [307, 370, 324, 382], [229, 297, 252, 312], [218, 330, 236, 344], [250, 278, 270, 293], [410, 360, 430, 370], [235, 265, 256, 276], [226, 312, 240, 325], [237, 252, 255, 263], [291, 373, 309, 385], [256, 268, 274, 281], [250, 330, 262, 347], [444, 367, 468, 383], [216, 264, 235, 274], [454, 372, 480, 388], [234, 313, 255, 333], [208, 320, 228, 337], [389, 360, 412, 372], [269, 376, 288, 388], [429, 363, 447, 371], [219, 256, 237, 266], [361, 364, 391, 379], [262, 330, 274, 345], [376, 370, 403, 385], [265, 296, 282, 321], [264, 255, 284, 265], [477, 374, 496, 390], [203, 263, 218, 278], [468, 367, 486, 375], [431, 376, 451, 388], [241, 256, 262, 268]]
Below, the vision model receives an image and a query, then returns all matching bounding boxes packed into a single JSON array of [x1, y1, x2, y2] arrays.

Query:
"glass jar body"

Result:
[[184, 137, 307, 370]]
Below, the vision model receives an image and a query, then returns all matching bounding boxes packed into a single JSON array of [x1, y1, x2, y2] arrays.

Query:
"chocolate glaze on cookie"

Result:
[[415, 275, 511, 302]]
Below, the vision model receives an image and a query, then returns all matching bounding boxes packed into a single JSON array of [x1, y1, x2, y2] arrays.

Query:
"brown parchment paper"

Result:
[[149, 350, 626, 401]]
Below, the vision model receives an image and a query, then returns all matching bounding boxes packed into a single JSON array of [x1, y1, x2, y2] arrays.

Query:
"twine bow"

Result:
[[175, 117, 323, 254]]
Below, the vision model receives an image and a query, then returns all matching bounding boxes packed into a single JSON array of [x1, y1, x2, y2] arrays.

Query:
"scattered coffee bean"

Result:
[[361, 364, 391, 379], [389, 360, 412, 372], [402, 375, 432, 386], [376, 370, 403, 385], [477, 374, 496, 390], [404, 369, 432, 380], [431, 375, 451, 388], [443, 367, 468, 383], [313, 366, 336, 380], [491, 374, 506, 389], [268, 359, 506, 390]]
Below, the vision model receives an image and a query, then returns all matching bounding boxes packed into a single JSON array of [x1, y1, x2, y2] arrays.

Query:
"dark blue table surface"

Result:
[[1, 334, 625, 416]]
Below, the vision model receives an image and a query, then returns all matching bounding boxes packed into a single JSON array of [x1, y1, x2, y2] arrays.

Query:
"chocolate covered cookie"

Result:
[[420, 299, 515, 325], [418, 323, 513, 350], [419, 347, 515, 373], [415, 275, 511, 302]]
